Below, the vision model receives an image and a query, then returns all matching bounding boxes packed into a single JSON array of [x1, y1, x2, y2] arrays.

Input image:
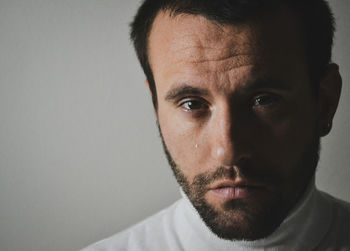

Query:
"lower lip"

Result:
[[209, 187, 251, 200]]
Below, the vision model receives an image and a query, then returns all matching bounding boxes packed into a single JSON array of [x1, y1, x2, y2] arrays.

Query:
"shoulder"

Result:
[[319, 190, 350, 220], [316, 190, 350, 249], [81, 198, 184, 251]]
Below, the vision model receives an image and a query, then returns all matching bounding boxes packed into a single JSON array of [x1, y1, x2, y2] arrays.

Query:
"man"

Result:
[[83, 0, 350, 250]]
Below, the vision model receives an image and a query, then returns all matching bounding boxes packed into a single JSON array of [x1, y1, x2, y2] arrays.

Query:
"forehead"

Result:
[[148, 7, 307, 92], [148, 12, 257, 71]]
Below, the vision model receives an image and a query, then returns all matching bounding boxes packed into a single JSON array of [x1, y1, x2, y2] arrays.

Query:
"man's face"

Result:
[[148, 8, 320, 240]]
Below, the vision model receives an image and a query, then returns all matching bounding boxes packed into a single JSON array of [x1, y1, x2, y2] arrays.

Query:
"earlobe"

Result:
[[318, 63, 342, 137]]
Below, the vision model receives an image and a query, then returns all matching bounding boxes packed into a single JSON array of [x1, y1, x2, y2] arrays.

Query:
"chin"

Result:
[[192, 196, 288, 241]]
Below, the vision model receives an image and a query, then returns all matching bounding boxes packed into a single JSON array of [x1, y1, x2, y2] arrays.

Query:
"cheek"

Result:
[[256, 109, 317, 173], [158, 111, 209, 179]]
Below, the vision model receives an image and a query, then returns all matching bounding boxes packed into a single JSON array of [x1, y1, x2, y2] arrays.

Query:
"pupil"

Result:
[[256, 96, 272, 106], [188, 101, 200, 109]]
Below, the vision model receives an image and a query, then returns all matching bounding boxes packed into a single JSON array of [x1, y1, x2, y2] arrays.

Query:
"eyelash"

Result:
[[179, 98, 209, 112]]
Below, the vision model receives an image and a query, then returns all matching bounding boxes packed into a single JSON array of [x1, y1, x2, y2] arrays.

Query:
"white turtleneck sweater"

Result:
[[82, 182, 350, 251]]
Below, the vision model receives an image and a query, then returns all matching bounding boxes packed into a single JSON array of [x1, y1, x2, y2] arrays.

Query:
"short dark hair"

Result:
[[130, 0, 335, 109]]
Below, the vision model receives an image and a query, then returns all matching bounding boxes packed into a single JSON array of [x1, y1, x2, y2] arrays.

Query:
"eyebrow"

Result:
[[165, 84, 209, 102], [164, 77, 291, 102]]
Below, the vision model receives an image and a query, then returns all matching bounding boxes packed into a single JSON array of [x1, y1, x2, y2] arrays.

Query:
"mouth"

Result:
[[208, 179, 266, 200]]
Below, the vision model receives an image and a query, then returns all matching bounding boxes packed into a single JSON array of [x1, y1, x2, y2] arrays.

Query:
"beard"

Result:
[[157, 122, 320, 241]]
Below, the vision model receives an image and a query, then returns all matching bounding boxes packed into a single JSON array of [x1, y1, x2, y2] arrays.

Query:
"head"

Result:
[[131, 0, 336, 109], [130, 0, 342, 241]]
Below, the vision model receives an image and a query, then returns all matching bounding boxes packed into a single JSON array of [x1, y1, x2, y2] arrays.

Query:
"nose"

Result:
[[209, 103, 249, 167]]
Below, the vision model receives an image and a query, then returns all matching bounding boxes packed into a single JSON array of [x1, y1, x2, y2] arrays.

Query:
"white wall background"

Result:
[[0, 1, 349, 250]]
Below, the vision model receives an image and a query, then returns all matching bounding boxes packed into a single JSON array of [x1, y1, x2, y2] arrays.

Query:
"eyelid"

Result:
[[177, 96, 208, 106]]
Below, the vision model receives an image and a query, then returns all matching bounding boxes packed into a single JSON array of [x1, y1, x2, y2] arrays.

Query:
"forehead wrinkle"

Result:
[[162, 14, 257, 60], [171, 41, 257, 71], [169, 50, 256, 81], [192, 54, 256, 74], [169, 35, 258, 75], [213, 66, 254, 95]]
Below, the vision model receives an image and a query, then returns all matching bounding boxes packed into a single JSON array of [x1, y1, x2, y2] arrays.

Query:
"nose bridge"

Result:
[[210, 101, 244, 166]]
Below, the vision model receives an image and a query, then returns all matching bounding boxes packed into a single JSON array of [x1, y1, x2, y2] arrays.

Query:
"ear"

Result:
[[318, 63, 342, 137]]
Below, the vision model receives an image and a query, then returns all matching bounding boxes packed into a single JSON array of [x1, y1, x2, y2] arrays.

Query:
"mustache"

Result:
[[191, 165, 282, 189]]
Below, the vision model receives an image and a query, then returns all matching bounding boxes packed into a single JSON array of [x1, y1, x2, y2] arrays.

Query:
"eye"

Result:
[[253, 94, 280, 107], [179, 99, 209, 112]]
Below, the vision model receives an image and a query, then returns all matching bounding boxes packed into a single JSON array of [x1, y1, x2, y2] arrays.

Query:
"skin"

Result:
[[147, 6, 342, 240]]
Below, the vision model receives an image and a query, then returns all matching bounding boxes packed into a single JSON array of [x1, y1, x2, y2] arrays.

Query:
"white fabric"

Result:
[[82, 182, 350, 251]]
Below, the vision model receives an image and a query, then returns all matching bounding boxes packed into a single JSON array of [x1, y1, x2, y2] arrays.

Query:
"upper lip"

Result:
[[209, 179, 265, 190]]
